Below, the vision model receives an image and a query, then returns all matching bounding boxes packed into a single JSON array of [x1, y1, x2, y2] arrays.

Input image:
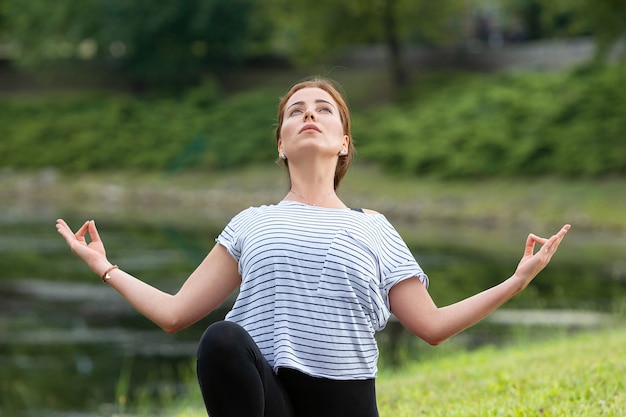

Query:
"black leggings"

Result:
[[196, 321, 379, 417]]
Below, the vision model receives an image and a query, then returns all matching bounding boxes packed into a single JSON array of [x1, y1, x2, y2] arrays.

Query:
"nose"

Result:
[[304, 109, 316, 121]]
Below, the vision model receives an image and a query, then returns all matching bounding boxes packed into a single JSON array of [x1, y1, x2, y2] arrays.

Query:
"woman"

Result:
[[56, 77, 570, 417]]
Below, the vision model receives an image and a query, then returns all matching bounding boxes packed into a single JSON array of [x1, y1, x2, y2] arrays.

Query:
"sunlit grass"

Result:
[[377, 328, 626, 416]]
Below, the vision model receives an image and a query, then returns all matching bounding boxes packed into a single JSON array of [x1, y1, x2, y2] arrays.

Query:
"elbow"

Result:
[[159, 301, 194, 334], [420, 333, 447, 346], [162, 325, 180, 335], [160, 316, 186, 334], [410, 326, 451, 346]]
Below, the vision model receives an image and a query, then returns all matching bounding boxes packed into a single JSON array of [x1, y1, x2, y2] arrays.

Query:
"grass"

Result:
[[161, 328, 626, 417], [376, 328, 625, 416]]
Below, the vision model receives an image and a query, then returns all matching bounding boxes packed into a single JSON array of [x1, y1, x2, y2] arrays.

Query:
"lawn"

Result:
[[376, 328, 625, 416]]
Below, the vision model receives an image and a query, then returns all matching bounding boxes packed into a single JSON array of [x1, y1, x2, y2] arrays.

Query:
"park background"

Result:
[[0, 0, 625, 416]]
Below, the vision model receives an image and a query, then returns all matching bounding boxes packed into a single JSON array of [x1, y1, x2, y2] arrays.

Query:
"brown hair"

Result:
[[275, 77, 355, 190]]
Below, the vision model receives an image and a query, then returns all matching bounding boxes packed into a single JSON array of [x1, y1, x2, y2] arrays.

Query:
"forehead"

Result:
[[285, 87, 336, 107]]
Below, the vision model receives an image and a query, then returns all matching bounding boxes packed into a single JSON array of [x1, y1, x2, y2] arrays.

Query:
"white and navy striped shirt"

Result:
[[216, 200, 428, 380]]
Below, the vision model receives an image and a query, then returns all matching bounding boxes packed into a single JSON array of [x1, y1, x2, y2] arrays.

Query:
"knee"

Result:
[[197, 321, 248, 363]]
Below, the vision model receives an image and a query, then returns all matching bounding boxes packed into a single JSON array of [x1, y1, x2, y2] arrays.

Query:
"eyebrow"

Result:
[[286, 99, 337, 110]]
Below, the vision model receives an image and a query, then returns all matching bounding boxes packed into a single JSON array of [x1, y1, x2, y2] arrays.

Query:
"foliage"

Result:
[[264, 0, 468, 88], [497, 0, 626, 62], [2, 0, 622, 91], [0, 0, 266, 87], [0, 0, 470, 90], [543, 0, 626, 62], [0, 82, 282, 172], [269, 0, 467, 55], [1, 66, 624, 179], [354, 65, 626, 178]]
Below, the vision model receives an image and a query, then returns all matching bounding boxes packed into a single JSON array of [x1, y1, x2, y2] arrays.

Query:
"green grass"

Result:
[[376, 328, 625, 416], [163, 328, 626, 417]]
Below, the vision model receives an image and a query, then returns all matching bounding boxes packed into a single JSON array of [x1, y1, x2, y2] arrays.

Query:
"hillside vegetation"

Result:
[[1, 65, 624, 179]]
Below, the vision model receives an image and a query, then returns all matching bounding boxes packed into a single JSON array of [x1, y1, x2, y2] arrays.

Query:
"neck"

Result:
[[288, 189, 335, 207], [283, 156, 344, 207]]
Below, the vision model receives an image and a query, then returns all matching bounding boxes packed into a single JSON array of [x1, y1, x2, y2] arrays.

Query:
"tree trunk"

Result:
[[383, 0, 410, 91]]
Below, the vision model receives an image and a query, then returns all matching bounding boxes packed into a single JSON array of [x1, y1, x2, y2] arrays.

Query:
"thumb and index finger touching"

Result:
[[56, 218, 103, 246], [524, 224, 571, 258]]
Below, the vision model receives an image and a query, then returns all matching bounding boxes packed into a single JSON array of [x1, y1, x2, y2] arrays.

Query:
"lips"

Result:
[[299, 124, 321, 134]]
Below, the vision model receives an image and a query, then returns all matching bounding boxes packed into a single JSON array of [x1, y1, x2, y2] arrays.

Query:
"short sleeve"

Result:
[[215, 207, 258, 263], [373, 215, 429, 298]]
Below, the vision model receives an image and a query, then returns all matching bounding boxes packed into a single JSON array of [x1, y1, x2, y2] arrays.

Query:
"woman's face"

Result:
[[278, 87, 349, 162]]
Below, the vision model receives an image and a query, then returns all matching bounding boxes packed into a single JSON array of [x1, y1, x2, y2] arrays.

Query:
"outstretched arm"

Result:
[[389, 224, 570, 346], [56, 219, 241, 333]]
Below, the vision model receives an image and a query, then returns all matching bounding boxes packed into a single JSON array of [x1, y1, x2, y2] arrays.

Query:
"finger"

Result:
[[542, 235, 558, 254], [556, 224, 571, 238], [56, 219, 78, 240], [523, 234, 535, 257], [56, 224, 76, 244], [546, 224, 571, 249], [56, 218, 71, 230], [75, 221, 90, 235], [88, 220, 102, 242], [74, 221, 91, 243], [56, 218, 78, 233], [524, 233, 547, 257]]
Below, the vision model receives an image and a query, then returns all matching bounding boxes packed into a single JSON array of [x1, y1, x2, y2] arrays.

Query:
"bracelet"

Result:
[[101, 265, 119, 283]]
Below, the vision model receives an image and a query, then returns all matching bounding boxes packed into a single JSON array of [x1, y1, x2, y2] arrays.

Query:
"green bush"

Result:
[[0, 84, 282, 172], [354, 65, 626, 178], [1, 66, 624, 178]]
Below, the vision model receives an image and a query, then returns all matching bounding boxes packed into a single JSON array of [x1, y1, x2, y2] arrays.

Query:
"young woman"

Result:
[[56, 77, 570, 417]]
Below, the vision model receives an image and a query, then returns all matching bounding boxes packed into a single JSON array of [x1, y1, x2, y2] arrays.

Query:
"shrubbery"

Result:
[[0, 85, 283, 172], [1, 65, 624, 178], [354, 65, 626, 178]]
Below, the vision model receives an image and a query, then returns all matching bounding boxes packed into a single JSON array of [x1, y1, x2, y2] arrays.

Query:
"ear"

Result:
[[341, 135, 350, 153], [277, 138, 283, 154]]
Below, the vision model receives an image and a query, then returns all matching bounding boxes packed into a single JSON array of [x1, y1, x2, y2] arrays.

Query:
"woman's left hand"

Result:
[[513, 224, 570, 289]]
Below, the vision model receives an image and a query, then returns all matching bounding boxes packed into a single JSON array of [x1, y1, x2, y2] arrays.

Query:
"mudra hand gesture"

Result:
[[56, 219, 111, 278], [513, 224, 570, 290]]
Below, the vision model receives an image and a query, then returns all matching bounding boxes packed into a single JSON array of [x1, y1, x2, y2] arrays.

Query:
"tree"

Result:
[[501, 0, 626, 63], [263, 0, 468, 91], [550, 0, 626, 63], [0, 0, 267, 89]]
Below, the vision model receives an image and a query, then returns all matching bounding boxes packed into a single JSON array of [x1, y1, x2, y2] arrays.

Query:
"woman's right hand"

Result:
[[56, 219, 112, 278]]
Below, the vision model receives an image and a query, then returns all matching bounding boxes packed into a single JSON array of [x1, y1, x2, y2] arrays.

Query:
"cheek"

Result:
[[280, 119, 298, 138]]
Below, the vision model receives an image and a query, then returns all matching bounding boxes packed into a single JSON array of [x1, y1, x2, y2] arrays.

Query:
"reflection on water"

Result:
[[0, 219, 624, 416]]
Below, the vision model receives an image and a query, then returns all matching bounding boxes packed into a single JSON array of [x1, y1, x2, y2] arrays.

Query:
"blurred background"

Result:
[[0, 0, 625, 416]]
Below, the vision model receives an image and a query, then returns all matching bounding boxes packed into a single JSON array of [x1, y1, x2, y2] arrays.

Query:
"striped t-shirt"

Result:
[[216, 200, 428, 380]]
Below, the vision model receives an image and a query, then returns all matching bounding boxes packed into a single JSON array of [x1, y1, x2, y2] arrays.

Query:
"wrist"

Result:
[[101, 264, 119, 283], [509, 274, 527, 293], [91, 260, 113, 279]]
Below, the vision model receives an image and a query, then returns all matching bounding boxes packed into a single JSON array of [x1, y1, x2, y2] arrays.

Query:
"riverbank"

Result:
[[3, 164, 626, 230], [166, 327, 625, 416], [3, 164, 625, 263]]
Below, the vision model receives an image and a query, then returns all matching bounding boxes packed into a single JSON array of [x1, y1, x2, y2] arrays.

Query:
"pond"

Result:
[[1, 212, 624, 416]]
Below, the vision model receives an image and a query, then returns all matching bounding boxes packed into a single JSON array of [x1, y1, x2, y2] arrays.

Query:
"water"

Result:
[[1, 217, 624, 416]]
